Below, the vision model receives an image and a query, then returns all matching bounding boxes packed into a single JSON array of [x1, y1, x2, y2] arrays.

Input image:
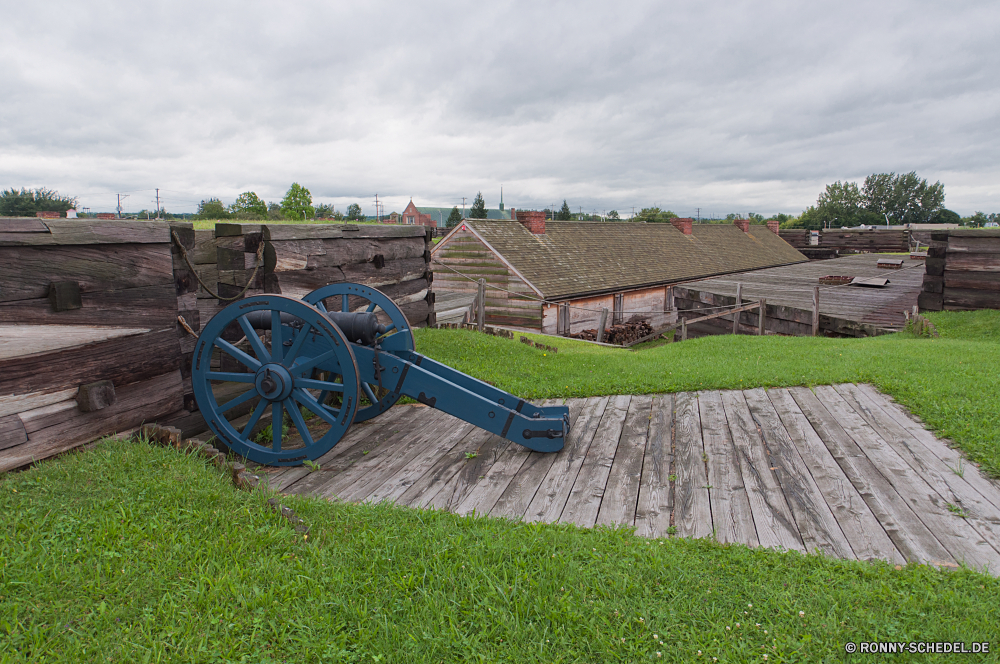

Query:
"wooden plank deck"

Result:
[[258, 384, 1000, 575]]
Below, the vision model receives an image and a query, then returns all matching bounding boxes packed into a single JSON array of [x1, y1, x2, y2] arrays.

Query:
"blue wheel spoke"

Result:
[[240, 399, 268, 442], [361, 382, 378, 405], [218, 388, 258, 414], [366, 302, 377, 313], [293, 389, 339, 426], [207, 371, 255, 383], [297, 378, 345, 392], [341, 294, 349, 312], [270, 310, 283, 363], [315, 301, 327, 313], [271, 402, 283, 452], [215, 339, 262, 372], [382, 322, 396, 333], [285, 399, 314, 447], [293, 349, 338, 375], [283, 322, 311, 366], [238, 316, 270, 362]]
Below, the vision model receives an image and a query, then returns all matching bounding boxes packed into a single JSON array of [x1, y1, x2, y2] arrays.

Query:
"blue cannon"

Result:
[[191, 283, 569, 466]]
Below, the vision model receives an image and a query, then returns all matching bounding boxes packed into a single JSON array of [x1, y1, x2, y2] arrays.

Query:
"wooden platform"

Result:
[[259, 384, 1000, 575], [673, 254, 927, 336]]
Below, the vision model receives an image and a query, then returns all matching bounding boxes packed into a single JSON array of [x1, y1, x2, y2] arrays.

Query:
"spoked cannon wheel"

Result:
[[191, 295, 360, 466], [303, 283, 414, 422]]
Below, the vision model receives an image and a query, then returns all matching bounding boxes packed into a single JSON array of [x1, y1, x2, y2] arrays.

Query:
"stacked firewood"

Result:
[[569, 321, 654, 345]]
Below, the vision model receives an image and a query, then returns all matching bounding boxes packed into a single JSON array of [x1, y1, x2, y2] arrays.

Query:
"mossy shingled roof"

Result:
[[453, 220, 808, 299]]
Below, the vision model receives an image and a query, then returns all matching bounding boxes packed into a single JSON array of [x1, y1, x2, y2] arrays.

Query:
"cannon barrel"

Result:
[[243, 309, 386, 345]]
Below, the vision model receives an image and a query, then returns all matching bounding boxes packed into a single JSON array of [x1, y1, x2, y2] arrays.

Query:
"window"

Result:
[[406, 215, 415, 225]]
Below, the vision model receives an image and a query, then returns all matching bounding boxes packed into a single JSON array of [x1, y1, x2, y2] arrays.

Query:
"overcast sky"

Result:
[[2, 1, 998, 217]]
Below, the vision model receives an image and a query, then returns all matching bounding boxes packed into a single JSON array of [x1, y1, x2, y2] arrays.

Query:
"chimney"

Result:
[[670, 217, 693, 235], [510, 208, 516, 220], [517, 210, 546, 234], [767, 219, 780, 234], [733, 218, 750, 232]]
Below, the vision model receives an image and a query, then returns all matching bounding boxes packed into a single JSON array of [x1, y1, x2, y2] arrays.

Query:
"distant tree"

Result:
[[748, 212, 765, 223], [636, 207, 678, 223], [964, 211, 990, 227], [928, 208, 961, 225], [267, 202, 283, 220], [0, 187, 77, 217], [230, 191, 268, 219], [197, 198, 229, 219], [766, 213, 794, 224], [447, 206, 463, 227], [280, 183, 314, 220], [555, 200, 572, 221], [607, 210, 620, 220], [813, 180, 882, 228], [861, 172, 945, 224], [469, 192, 487, 219], [345, 203, 363, 220], [314, 203, 335, 218]]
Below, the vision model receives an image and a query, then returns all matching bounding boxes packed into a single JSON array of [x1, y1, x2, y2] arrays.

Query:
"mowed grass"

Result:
[[1, 440, 997, 663], [414, 310, 1000, 478]]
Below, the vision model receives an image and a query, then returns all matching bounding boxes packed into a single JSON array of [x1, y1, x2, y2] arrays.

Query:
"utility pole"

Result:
[[116, 193, 129, 219], [696, 207, 700, 222], [461, 197, 467, 218], [155, 189, 161, 219], [374, 194, 379, 223]]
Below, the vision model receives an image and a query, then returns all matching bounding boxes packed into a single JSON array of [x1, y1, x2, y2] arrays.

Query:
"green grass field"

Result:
[[1, 311, 998, 662], [414, 310, 1000, 479]]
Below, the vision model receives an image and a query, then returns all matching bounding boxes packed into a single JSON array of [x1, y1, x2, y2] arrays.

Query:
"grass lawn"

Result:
[[413, 310, 1000, 479], [1, 441, 997, 663]]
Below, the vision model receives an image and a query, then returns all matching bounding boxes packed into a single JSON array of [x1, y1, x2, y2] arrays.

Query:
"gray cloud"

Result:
[[1, 0, 997, 216]]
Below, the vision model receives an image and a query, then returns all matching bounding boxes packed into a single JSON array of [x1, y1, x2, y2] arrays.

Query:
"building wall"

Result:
[[540, 285, 677, 335], [401, 201, 436, 228], [431, 227, 543, 328]]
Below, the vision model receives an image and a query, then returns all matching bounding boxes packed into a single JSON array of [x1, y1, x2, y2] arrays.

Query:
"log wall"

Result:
[[918, 229, 1000, 311], [0, 218, 185, 472], [779, 228, 910, 253]]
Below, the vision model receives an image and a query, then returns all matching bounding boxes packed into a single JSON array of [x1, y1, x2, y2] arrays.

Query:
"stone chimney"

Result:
[[516, 209, 546, 234], [767, 219, 780, 234], [670, 217, 693, 235], [733, 218, 750, 232]]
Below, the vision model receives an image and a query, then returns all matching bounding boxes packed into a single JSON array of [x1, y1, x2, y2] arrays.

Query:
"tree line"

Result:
[[197, 184, 366, 221]]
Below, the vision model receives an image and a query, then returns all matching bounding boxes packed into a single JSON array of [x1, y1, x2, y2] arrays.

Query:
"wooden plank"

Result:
[[426, 433, 513, 512], [0, 414, 28, 451], [0, 325, 151, 361], [399, 428, 497, 508], [263, 224, 426, 242], [260, 467, 311, 493], [0, 370, 183, 472], [766, 388, 903, 563], [365, 417, 479, 505], [0, 387, 78, 417], [522, 396, 610, 523], [743, 388, 854, 559], [829, 384, 1000, 567], [719, 390, 804, 552], [595, 395, 652, 528], [634, 394, 674, 539], [337, 409, 457, 503], [490, 398, 580, 520], [0, 220, 171, 246], [0, 218, 50, 233], [0, 328, 181, 396], [788, 387, 957, 566], [698, 391, 758, 547], [854, 383, 1000, 512], [560, 395, 631, 528], [673, 392, 714, 540]]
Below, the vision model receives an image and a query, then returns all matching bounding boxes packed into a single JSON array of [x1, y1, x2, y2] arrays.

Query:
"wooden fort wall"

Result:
[[0, 219, 435, 472], [779, 228, 910, 253], [919, 229, 1000, 312]]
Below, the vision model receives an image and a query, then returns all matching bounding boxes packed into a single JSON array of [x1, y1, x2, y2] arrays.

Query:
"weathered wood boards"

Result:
[[919, 229, 1000, 311], [779, 228, 909, 253], [268, 384, 1000, 574]]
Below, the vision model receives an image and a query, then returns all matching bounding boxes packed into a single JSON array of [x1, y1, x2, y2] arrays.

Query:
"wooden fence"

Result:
[[779, 229, 909, 254], [918, 229, 1000, 311], [0, 219, 435, 472]]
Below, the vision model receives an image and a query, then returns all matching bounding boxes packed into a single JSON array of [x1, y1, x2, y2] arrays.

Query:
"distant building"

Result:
[[392, 198, 512, 228]]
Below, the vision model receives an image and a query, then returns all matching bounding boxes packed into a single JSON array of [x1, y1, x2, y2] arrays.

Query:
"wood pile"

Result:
[[569, 320, 654, 345], [919, 229, 1000, 311]]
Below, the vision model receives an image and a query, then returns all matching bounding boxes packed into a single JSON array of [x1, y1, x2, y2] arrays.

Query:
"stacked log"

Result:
[[779, 229, 909, 254], [0, 218, 184, 472], [919, 229, 1000, 311], [569, 321, 654, 345]]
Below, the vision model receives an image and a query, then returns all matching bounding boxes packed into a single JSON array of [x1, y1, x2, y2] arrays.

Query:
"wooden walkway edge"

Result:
[[258, 384, 1000, 575]]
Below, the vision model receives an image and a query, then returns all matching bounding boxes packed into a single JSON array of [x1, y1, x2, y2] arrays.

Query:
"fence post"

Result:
[[681, 318, 688, 342], [596, 307, 609, 343], [732, 282, 742, 335], [477, 278, 485, 332], [812, 286, 820, 336], [758, 299, 766, 336]]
